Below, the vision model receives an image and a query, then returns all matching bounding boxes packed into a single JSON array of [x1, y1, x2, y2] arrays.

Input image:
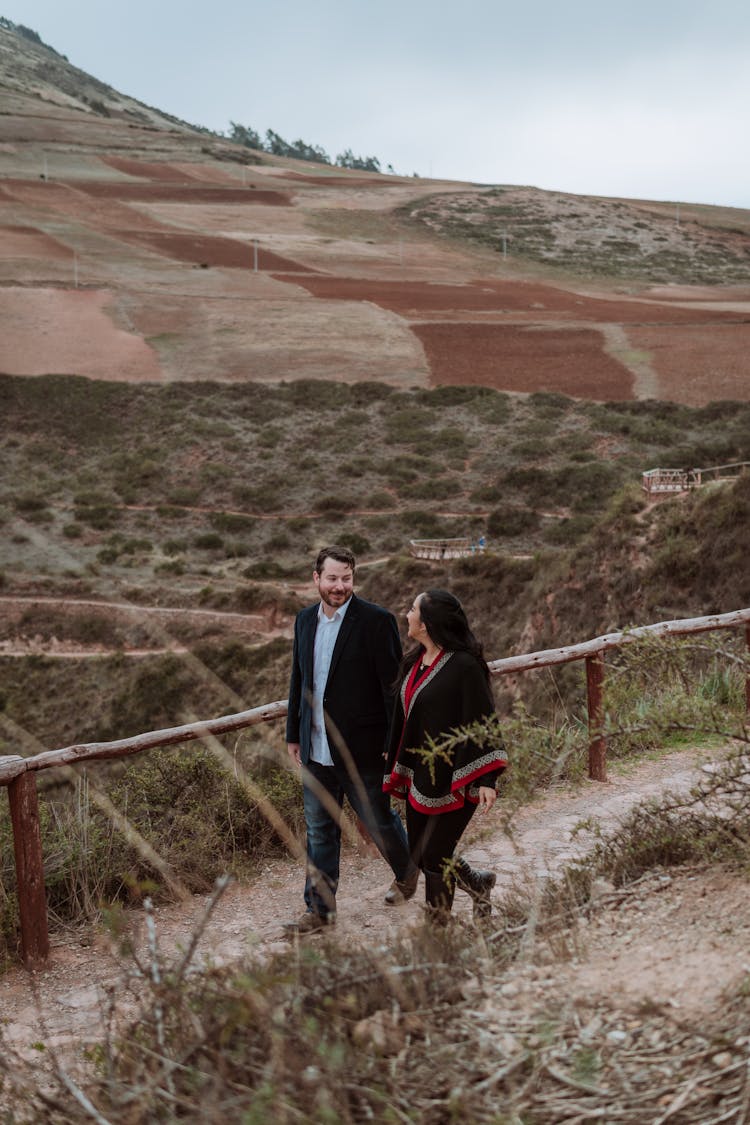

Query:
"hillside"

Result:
[[4, 0, 750, 734], [2, 19, 750, 404], [2, 16, 750, 742]]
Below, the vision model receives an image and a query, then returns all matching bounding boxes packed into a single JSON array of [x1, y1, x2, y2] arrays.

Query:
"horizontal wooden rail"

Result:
[[486, 607, 750, 676], [3, 606, 749, 968], [0, 700, 288, 785]]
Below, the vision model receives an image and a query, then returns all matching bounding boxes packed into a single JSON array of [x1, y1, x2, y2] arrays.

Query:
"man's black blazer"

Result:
[[286, 594, 402, 771]]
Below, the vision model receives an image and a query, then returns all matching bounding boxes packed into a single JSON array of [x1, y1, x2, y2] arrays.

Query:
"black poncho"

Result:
[[383, 650, 507, 815]]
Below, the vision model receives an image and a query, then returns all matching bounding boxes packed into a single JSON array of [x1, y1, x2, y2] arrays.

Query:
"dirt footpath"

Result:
[[2, 744, 738, 1068]]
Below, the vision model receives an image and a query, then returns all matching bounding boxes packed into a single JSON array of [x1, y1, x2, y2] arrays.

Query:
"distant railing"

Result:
[[2, 607, 749, 968], [410, 537, 486, 559], [642, 462, 750, 494]]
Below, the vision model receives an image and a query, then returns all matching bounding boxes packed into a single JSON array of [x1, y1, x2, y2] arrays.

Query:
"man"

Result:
[[285, 545, 419, 934]]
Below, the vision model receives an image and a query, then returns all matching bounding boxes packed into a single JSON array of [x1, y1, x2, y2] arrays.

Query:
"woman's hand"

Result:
[[477, 785, 497, 813]]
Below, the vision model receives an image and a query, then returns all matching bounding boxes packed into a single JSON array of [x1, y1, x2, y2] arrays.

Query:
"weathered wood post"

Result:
[[7, 771, 49, 969], [585, 651, 607, 782]]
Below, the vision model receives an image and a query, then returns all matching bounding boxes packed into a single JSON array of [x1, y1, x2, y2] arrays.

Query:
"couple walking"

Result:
[[284, 545, 507, 935]]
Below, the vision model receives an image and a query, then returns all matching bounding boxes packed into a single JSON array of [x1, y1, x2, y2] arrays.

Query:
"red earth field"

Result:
[[1, 37, 750, 402]]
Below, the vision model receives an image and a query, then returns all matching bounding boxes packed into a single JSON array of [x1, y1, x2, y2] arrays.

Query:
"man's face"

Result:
[[314, 558, 354, 613]]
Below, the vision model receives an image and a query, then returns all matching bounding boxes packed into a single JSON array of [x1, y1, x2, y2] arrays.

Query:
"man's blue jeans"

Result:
[[302, 758, 412, 918]]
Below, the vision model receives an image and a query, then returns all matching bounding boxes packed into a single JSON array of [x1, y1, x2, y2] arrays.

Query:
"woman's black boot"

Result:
[[454, 857, 496, 920], [424, 868, 456, 925]]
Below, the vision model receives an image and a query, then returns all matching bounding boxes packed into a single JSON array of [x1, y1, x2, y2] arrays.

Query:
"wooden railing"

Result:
[[2, 607, 749, 968]]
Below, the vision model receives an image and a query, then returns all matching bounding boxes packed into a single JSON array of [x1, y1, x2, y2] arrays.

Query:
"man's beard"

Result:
[[320, 589, 351, 608]]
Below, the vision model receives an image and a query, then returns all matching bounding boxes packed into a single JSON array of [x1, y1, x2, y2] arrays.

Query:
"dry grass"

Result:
[[3, 738, 750, 1122]]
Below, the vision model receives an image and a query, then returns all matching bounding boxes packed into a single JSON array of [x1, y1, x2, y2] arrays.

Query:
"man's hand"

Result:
[[476, 785, 497, 813], [287, 742, 302, 769]]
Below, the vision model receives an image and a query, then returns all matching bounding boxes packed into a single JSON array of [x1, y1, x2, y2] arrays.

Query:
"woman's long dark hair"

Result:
[[398, 588, 490, 685]]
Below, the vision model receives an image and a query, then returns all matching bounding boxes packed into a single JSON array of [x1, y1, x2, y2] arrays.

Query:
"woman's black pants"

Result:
[[406, 801, 476, 908]]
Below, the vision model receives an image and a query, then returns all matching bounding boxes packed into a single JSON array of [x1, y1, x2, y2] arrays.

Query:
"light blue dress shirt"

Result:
[[310, 596, 352, 765]]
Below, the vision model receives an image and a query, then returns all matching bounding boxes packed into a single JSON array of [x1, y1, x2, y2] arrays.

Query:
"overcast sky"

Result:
[[7, 0, 750, 209]]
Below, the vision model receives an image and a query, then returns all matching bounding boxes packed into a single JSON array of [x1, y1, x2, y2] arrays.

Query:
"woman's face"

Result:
[[406, 594, 427, 642]]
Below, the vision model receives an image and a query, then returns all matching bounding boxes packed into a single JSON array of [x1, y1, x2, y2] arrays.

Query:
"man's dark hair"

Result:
[[315, 545, 356, 574]]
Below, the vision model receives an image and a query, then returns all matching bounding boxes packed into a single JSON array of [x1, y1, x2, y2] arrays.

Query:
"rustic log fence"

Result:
[[2, 607, 749, 968]]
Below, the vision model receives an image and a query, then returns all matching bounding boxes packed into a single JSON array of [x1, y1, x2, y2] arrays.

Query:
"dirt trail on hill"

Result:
[[4, 743, 744, 1076]]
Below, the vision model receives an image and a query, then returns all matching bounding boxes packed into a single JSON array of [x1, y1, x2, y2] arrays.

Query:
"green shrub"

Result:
[[167, 486, 201, 505], [11, 494, 50, 520], [106, 747, 301, 889], [487, 505, 540, 537], [399, 477, 456, 501], [265, 531, 291, 550], [74, 504, 119, 530], [543, 515, 596, 545], [210, 511, 255, 533], [155, 560, 184, 575], [194, 532, 224, 550], [367, 490, 397, 509], [0, 745, 305, 959], [313, 495, 359, 513], [345, 532, 371, 555], [257, 425, 284, 448]]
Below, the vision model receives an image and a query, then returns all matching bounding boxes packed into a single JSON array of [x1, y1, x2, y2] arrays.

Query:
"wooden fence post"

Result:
[[8, 772, 49, 969], [585, 652, 607, 782]]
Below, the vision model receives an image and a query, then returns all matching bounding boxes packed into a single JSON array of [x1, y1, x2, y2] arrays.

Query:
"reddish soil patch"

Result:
[[275, 274, 748, 325], [274, 275, 520, 312], [0, 288, 161, 380], [0, 225, 72, 260], [115, 230, 316, 271], [413, 322, 634, 398], [475, 279, 749, 325], [75, 182, 291, 205], [629, 323, 750, 405], [101, 157, 210, 182]]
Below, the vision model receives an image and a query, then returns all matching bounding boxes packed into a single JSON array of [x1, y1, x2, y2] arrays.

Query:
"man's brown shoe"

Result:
[[384, 870, 419, 905], [282, 911, 335, 936]]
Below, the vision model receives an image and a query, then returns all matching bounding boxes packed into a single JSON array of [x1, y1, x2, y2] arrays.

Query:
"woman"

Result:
[[383, 589, 507, 922]]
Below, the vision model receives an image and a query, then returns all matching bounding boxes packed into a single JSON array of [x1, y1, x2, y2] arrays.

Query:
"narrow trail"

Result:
[[0, 594, 296, 656], [0, 744, 714, 1065]]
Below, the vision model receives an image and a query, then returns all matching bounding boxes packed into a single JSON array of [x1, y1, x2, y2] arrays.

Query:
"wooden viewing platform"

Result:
[[642, 462, 750, 495], [409, 537, 486, 560]]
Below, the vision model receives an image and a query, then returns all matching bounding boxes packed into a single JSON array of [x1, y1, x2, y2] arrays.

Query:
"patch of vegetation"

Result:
[[2, 375, 749, 604], [0, 743, 302, 961], [403, 186, 750, 284]]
